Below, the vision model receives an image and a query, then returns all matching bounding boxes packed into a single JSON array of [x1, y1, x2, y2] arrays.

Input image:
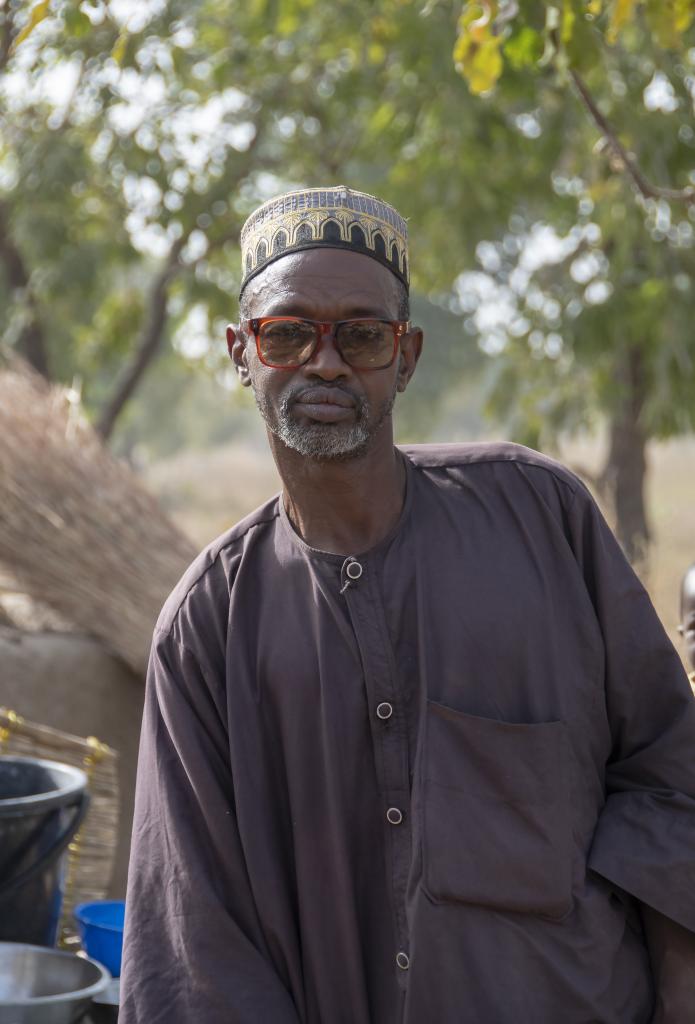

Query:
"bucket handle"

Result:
[[0, 791, 90, 899]]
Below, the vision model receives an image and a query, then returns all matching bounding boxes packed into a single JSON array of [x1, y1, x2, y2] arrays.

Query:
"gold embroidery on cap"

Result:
[[240, 186, 409, 291]]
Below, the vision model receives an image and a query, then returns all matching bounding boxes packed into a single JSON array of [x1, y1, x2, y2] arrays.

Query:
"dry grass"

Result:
[[144, 440, 281, 544], [0, 356, 197, 674], [643, 438, 695, 647]]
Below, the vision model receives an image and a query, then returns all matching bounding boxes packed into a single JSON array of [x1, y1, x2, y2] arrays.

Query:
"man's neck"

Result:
[[270, 424, 406, 555]]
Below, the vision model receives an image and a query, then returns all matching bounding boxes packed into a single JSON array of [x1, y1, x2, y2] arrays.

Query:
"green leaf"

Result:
[[644, 0, 695, 49], [606, 0, 639, 45], [504, 26, 543, 69], [11, 0, 52, 53], [561, 0, 576, 44], [370, 101, 396, 135], [454, 3, 505, 95], [111, 28, 129, 65], [64, 9, 93, 38]]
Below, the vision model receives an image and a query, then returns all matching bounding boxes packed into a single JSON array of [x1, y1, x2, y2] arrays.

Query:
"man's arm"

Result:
[[563, 482, 695, 953], [641, 904, 695, 1024], [120, 628, 301, 1024]]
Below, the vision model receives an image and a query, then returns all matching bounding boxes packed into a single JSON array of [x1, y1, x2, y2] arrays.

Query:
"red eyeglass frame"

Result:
[[243, 317, 410, 370]]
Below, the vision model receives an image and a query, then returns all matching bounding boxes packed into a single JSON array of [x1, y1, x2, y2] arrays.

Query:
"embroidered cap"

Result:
[[239, 185, 409, 296]]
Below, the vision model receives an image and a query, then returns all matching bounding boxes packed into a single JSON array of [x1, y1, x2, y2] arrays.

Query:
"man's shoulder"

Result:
[[155, 493, 281, 642], [399, 441, 581, 496]]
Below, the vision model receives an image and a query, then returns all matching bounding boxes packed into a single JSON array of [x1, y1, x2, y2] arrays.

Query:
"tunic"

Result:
[[120, 442, 695, 1023]]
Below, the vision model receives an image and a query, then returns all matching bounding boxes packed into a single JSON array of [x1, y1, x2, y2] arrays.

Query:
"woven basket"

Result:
[[0, 707, 119, 947]]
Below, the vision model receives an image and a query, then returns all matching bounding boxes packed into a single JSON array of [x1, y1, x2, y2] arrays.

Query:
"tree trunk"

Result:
[[94, 113, 268, 443], [14, 311, 49, 377], [0, 202, 50, 378], [601, 343, 650, 573], [95, 235, 186, 441]]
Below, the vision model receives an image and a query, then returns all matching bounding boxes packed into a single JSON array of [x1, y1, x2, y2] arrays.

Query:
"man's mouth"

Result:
[[292, 387, 357, 423]]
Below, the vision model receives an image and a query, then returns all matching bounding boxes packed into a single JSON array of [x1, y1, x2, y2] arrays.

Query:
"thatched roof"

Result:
[[0, 354, 197, 674]]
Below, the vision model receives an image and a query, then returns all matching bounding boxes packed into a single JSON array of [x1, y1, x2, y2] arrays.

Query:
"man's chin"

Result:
[[275, 420, 372, 461]]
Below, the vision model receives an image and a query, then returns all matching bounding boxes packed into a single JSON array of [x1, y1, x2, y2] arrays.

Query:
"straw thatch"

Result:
[[0, 707, 119, 948], [0, 353, 197, 674]]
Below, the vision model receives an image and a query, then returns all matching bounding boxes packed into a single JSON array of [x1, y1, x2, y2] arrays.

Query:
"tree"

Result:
[[451, 0, 695, 567], [2, 0, 693, 569], [0, 0, 553, 441]]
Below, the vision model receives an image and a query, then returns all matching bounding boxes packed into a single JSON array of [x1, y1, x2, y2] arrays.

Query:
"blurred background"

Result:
[[1, 0, 694, 898]]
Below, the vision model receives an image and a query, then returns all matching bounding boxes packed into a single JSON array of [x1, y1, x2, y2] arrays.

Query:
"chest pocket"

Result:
[[422, 700, 574, 920]]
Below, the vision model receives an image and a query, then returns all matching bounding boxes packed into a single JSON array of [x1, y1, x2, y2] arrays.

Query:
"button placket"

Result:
[[342, 561, 412, 989]]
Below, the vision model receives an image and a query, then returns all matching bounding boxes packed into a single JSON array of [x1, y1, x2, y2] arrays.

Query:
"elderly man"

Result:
[[121, 187, 695, 1023]]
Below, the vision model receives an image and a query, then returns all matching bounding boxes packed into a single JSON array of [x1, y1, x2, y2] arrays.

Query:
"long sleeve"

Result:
[[568, 484, 695, 932], [640, 904, 695, 1021], [119, 628, 301, 1024]]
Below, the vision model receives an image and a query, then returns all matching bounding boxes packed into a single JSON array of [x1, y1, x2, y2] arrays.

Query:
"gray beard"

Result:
[[253, 382, 397, 462]]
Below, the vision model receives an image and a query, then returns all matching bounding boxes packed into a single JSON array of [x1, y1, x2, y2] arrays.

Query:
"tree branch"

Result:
[[0, 3, 17, 74], [93, 215, 247, 443], [568, 64, 695, 206], [94, 104, 271, 442], [95, 233, 188, 441]]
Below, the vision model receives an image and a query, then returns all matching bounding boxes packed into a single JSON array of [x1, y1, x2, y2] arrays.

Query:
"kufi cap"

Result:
[[239, 185, 409, 296]]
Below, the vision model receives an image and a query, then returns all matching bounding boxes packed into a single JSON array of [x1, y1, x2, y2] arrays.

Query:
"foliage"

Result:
[[449, 1, 695, 440], [449, 0, 695, 563], [0, 0, 694, 538], [454, 1, 695, 96], [0, 0, 559, 444]]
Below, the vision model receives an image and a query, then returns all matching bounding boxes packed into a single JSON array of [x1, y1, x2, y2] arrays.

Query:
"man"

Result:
[[679, 563, 695, 682], [121, 186, 695, 1023]]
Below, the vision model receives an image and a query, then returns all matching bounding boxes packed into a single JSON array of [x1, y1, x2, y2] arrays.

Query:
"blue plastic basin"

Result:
[[73, 900, 125, 977]]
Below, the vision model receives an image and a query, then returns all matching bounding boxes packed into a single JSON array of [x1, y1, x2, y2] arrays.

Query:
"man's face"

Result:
[[228, 248, 421, 461], [679, 568, 695, 672]]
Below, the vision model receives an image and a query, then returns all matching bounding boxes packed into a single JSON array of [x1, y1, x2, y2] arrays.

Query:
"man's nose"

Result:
[[301, 327, 350, 380]]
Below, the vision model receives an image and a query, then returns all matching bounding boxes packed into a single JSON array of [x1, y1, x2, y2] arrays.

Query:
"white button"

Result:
[[396, 951, 410, 970], [346, 560, 363, 580], [386, 807, 403, 825], [376, 702, 393, 720]]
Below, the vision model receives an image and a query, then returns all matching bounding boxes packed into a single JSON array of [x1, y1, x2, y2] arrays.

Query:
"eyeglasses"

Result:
[[243, 317, 410, 370]]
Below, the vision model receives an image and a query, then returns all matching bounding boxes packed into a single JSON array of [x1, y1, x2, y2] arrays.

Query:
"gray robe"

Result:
[[120, 443, 695, 1023]]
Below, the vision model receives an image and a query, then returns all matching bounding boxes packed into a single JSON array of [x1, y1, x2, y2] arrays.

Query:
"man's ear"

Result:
[[396, 327, 423, 394], [226, 324, 252, 388]]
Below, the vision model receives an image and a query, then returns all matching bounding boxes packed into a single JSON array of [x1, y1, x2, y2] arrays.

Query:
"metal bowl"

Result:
[[0, 943, 110, 1024]]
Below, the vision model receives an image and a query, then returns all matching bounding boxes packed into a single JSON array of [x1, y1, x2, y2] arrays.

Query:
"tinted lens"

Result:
[[258, 320, 318, 366], [335, 320, 395, 368]]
